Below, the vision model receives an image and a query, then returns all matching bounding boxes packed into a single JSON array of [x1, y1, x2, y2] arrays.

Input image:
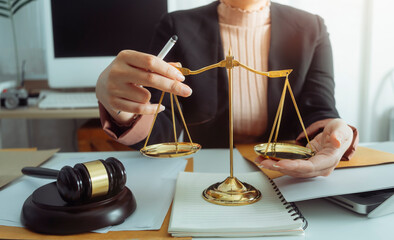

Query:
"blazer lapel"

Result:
[[194, 1, 228, 116], [180, 1, 229, 125], [265, 2, 292, 140]]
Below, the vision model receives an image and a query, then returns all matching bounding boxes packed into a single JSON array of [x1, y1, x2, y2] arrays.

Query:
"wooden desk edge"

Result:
[[0, 107, 99, 119]]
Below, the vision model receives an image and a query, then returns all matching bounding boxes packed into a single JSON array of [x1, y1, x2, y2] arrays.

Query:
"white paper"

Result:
[[0, 151, 187, 233], [273, 142, 394, 202], [275, 164, 394, 202], [109, 160, 186, 231], [192, 148, 258, 173], [169, 172, 304, 237], [361, 141, 394, 153]]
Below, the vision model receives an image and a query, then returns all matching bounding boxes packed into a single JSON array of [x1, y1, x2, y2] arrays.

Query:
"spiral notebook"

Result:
[[168, 172, 307, 237]]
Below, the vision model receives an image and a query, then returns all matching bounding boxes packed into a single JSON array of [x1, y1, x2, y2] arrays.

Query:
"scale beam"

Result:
[[143, 47, 315, 206]]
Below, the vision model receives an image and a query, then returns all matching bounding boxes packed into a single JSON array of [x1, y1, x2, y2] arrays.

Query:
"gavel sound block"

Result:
[[20, 158, 137, 235]]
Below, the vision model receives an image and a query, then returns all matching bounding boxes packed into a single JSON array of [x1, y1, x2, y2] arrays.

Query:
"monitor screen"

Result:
[[43, 0, 167, 88]]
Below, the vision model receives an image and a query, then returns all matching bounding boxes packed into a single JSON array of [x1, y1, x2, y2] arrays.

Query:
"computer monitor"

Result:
[[43, 0, 167, 89]]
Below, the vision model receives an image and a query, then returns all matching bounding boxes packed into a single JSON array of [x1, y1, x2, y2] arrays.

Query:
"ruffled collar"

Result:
[[218, 0, 271, 27]]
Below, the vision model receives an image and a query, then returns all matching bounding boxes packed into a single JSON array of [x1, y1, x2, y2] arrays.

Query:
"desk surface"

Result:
[[1, 143, 394, 240], [0, 80, 99, 119], [0, 106, 99, 119]]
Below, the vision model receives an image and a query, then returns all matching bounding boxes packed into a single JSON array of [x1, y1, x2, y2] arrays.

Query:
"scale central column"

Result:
[[228, 63, 234, 178], [202, 53, 262, 206]]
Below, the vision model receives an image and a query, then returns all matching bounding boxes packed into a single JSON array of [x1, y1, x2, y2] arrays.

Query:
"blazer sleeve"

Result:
[[99, 102, 159, 146], [294, 16, 359, 159], [298, 15, 340, 128]]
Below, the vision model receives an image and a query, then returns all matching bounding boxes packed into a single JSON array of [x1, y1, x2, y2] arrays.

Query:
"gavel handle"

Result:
[[22, 167, 59, 179]]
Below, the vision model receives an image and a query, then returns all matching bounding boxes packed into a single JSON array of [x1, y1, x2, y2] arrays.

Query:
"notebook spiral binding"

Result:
[[269, 178, 309, 230]]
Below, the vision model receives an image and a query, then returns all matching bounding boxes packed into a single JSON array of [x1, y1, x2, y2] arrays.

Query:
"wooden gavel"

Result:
[[22, 157, 126, 203]]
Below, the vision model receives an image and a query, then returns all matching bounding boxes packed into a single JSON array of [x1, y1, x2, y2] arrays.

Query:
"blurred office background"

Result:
[[0, 0, 393, 151]]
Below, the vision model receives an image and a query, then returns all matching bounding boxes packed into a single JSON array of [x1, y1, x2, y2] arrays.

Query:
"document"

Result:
[[274, 142, 394, 202], [0, 148, 59, 189], [237, 142, 394, 179], [169, 172, 306, 237], [274, 163, 394, 202]]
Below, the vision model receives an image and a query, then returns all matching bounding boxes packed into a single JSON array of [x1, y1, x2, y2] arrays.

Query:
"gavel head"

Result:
[[56, 157, 126, 203]]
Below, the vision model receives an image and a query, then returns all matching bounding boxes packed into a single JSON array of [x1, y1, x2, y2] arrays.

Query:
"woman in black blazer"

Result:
[[96, 0, 356, 178]]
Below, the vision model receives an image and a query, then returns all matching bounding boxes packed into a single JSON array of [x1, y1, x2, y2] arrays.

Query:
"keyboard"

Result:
[[38, 91, 99, 109]]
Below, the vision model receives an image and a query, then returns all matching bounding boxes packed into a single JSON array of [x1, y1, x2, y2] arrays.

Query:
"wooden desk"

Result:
[[0, 80, 102, 148], [0, 103, 127, 152], [0, 106, 99, 119], [0, 105, 99, 149], [0, 80, 99, 119], [0, 80, 101, 149]]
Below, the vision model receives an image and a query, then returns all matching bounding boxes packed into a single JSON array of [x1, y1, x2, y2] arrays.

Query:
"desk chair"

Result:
[[77, 119, 131, 152]]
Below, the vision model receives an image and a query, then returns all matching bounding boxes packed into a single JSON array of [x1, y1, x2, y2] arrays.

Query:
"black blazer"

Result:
[[133, 1, 339, 149]]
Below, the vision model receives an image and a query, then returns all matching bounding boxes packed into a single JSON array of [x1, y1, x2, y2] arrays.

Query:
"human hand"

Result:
[[96, 50, 191, 125], [255, 119, 353, 178]]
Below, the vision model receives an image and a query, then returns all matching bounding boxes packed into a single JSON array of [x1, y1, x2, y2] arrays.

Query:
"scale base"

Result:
[[202, 177, 261, 206]]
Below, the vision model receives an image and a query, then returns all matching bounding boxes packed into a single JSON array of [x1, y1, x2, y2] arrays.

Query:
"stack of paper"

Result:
[[169, 172, 306, 237]]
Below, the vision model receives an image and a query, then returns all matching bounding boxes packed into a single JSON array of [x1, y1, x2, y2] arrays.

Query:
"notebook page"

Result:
[[169, 172, 303, 233]]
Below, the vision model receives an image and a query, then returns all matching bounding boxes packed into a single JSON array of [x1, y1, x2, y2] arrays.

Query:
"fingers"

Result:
[[105, 81, 164, 115], [253, 119, 354, 178], [98, 50, 193, 119], [110, 82, 152, 104], [323, 119, 353, 149], [257, 157, 316, 177], [98, 72, 166, 116], [128, 67, 192, 97], [111, 96, 165, 115], [330, 133, 341, 148], [330, 127, 353, 151], [257, 158, 334, 178], [110, 51, 192, 98], [118, 50, 183, 79], [255, 150, 339, 178], [169, 62, 182, 68]]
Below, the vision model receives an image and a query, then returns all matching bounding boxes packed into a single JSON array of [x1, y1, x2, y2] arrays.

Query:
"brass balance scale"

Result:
[[140, 48, 315, 206]]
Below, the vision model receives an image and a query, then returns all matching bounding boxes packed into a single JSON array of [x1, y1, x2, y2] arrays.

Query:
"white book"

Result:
[[168, 172, 307, 238]]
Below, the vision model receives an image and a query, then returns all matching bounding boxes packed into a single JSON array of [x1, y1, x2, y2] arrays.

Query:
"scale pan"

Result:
[[254, 142, 314, 160], [140, 142, 201, 158]]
